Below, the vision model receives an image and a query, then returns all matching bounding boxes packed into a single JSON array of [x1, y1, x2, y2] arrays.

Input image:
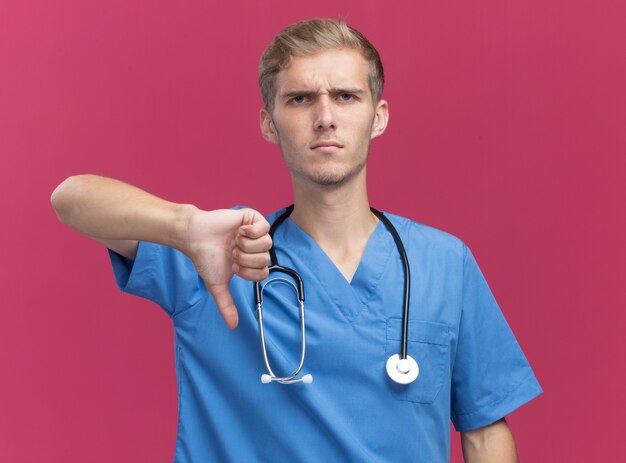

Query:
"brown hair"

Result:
[[259, 18, 384, 112]]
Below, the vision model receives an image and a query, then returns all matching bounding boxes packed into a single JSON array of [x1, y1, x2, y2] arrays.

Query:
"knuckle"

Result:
[[238, 268, 251, 279], [241, 210, 252, 223], [253, 253, 265, 267], [254, 268, 269, 281], [243, 238, 255, 252], [235, 240, 246, 253]]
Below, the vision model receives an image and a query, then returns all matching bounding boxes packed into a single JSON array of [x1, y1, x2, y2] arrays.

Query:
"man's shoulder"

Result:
[[383, 211, 467, 256]]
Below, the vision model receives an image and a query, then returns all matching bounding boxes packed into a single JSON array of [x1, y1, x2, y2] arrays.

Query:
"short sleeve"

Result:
[[450, 245, 542, 432], [108, 241, 206, 317]]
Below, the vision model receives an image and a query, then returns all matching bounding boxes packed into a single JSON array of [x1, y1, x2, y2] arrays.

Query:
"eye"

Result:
[[338, 93, 355, 102], [290, 95, 307, 104]]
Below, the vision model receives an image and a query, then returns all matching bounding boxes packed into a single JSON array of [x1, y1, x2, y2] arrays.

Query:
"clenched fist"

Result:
[[185, 208, 272, 329]]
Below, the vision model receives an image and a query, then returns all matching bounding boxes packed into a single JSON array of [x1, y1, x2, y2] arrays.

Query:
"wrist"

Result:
[[168, 203, 199, 255]]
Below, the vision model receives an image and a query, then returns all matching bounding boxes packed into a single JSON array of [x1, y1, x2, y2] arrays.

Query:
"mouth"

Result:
[[310, 141, 343, 153]]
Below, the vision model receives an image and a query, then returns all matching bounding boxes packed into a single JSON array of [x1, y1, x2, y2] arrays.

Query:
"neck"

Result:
[[289, 170, 377, 249]]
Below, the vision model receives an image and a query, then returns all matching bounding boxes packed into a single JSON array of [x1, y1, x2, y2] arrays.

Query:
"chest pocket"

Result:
[[385, 318, 450, 404]]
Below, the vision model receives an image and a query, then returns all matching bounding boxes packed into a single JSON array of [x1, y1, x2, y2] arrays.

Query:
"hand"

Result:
[[185, 208, 271, 329]]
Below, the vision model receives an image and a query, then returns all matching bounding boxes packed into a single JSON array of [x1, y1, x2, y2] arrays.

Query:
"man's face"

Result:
[[260, 48, 388, 188]]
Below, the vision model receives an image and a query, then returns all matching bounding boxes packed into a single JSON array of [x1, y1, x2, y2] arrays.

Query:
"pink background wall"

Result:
[[1, 0, 624, 461]]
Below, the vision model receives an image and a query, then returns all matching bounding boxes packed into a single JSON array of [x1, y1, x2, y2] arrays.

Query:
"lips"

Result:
[[311, 141, 343, 149]]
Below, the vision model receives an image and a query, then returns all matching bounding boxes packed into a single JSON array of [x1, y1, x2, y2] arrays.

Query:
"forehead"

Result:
[[275, 48, 371, 93]]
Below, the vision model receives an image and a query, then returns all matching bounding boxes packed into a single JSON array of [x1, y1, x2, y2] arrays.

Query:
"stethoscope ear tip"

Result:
[[260, 373, 313, 384]]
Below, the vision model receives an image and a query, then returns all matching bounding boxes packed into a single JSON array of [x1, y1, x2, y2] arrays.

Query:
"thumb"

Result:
[[206, 283, 239, 329]]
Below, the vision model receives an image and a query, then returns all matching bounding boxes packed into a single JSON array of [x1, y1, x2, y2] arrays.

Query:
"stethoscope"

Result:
[[253, 205, 419, 385]]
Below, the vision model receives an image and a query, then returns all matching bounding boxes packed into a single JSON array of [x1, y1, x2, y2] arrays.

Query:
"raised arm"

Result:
[[51, 175, 193, 260], [50, 174, 271, 328]]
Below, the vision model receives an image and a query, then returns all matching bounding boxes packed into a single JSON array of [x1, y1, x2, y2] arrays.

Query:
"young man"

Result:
[[51, 19, 541, 463]]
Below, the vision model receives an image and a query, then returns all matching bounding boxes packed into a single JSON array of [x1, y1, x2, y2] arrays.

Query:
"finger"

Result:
[[232, 249, 270, 269], [233, 265, 270, 282], [235, 234, 272, 253], [206, 283, 239, 330], [239, 210, 270, 239]]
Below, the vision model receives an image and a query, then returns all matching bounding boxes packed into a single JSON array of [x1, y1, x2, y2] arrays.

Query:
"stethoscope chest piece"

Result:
[[386, 354, 419, 384]]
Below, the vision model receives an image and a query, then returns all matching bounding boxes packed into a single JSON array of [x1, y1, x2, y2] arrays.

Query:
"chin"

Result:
[[307, 165, 365, 187], [311, 174, 348, 187], [288, 156, 368, 188]]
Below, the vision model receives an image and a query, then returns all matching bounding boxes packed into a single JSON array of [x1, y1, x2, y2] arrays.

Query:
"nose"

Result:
[[314, 96, 336, 131]]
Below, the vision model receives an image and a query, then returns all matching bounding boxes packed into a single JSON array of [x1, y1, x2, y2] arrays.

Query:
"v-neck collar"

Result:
[[274, 216, 394, 322]]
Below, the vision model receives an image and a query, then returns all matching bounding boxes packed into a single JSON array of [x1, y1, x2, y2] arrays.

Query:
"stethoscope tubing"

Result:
[[254, 205, 413, 384], [370, 208, 411, 360]]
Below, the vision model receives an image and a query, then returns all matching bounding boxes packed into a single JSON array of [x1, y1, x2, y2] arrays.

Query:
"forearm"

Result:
[[51, 174, 196, 252], [461, 419, 518, 463]]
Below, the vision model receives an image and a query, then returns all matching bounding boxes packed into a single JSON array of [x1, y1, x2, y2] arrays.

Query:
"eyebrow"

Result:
[[280, 87, 366, 99]]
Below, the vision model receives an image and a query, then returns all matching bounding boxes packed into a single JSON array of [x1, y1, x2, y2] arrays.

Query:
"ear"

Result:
[[370, 99, 389, 140], [260, 108, 279, 144]]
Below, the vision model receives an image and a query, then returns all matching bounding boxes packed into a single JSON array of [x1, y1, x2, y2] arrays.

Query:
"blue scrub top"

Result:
[[109, 209, 542, 462]]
